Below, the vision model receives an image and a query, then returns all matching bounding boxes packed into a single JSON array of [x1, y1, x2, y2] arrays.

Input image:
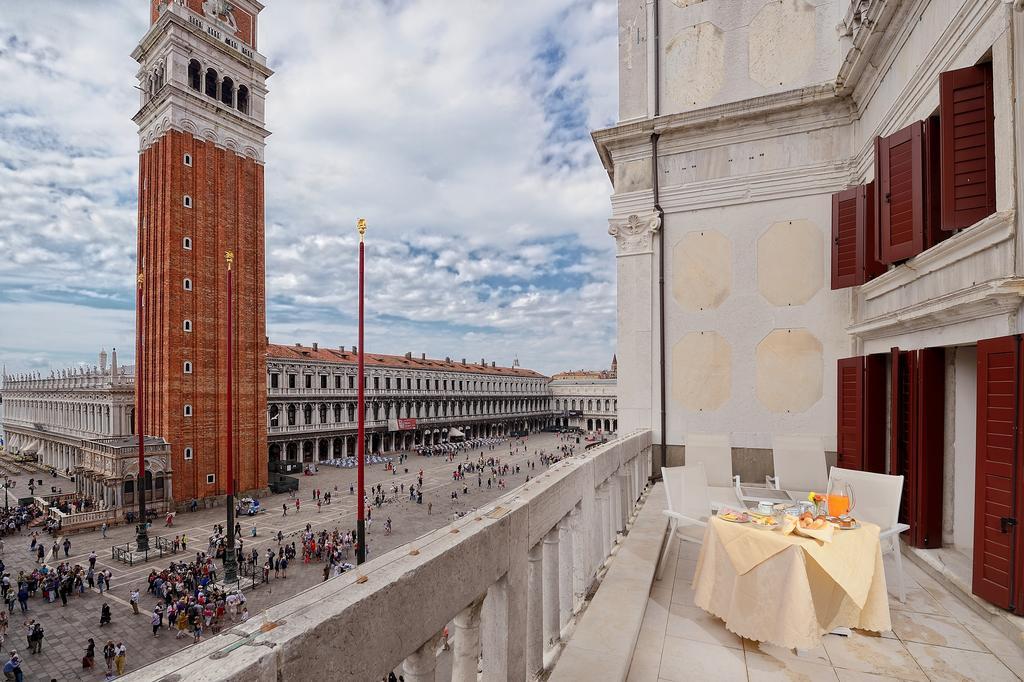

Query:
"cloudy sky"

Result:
[[0, 0, 619, 377]]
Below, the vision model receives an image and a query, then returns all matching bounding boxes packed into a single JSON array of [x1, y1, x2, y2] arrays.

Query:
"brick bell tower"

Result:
[[133, 0, 271, 504]]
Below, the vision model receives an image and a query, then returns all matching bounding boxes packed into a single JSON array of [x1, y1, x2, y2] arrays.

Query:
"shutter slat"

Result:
[[941, 63, 996, 230]]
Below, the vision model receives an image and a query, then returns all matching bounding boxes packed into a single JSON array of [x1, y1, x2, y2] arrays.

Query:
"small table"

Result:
[[692, 515, 891, 650]]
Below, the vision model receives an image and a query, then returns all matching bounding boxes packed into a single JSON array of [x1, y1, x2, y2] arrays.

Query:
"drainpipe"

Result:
[[651, 0, 667, 477]]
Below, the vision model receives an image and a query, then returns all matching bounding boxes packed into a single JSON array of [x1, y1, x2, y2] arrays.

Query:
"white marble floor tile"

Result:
[[822, 632, 927, 681], [745, 650, 838, 682], [890, 610, 986, 652], [659, 635, 748, 682], [903, 641, 1020, 681], [666, 603, 743, 650]]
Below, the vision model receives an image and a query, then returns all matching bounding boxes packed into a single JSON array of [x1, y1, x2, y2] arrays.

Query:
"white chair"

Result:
[[827, 467, 910, 602], [684, 434, 740, 510], [656, 463, 713, 580], [769, 434, 829, 498]]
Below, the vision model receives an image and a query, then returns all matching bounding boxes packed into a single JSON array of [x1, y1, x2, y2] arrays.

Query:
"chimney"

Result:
[[421, 353, 426, 360], [461, 358, 466, 365], [404, 352, 412, 359], [481, 358, 485, 366], [491, 362, 496, 368], [312, 342, 318, 351], [445, 356, 451, 363], [352, 346, 358, 353], [294, 342, 302, 348]]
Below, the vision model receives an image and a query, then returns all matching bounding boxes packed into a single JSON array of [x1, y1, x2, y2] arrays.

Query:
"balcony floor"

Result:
[[627, 531, 1024, 681]]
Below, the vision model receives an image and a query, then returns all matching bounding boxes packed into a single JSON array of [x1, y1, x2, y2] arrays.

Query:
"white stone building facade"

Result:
[[596, 0, 1024, 613], [548, 360, 619, 433]]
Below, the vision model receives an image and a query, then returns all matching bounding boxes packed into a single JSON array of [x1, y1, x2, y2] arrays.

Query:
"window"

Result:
[[183, 404, 193, 417], [348, 376, 354, 389], [305, 374, 312, 389], [374, 377, 379, 390], [204, 68, 218, 98], [183, 319, 192, 332], [288, 374, 296, 389], [183, 361, 192, 374], [206, 473, 215, 485], [385, 377, 391, 390], [417, 378, 421, 390], [183, 195, 192, 208], [183, 237, 192, 250], [320, 375, 327, 389], [220, 76, 234, 106], [237, 85, 249, 114], [270, 373, 279, 388], [188, 60, 202, 91], [940, 63, 996, 231], [183, 278, 192, 291], [183, 153, 192, 167], [183, 447, 193, 460], [334, 375, 341, 389], [830, 184, 884, 289]]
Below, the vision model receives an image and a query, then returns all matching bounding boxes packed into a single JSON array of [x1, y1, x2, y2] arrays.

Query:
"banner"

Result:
[[388, 418, 417, 431]]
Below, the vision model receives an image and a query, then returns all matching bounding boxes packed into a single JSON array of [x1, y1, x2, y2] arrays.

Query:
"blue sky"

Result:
[[0, 0, 619, 377]]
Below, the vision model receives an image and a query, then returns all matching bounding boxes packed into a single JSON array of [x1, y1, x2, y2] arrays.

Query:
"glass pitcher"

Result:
[[826, 478, 856, 518]]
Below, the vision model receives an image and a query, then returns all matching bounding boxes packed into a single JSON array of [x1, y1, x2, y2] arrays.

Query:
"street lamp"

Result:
[[223, 250, 238, 584], [1, 478, 15, 514]]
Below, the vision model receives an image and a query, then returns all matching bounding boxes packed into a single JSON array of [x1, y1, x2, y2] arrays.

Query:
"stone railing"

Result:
[[49, 507, 117, 530], [124, 430, 653, 682]]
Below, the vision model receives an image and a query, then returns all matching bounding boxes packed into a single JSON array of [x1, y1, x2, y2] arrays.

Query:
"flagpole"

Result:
[[356, 218, 367, 565], [136, 271, 149, 552], [224, 250, 238, 583]]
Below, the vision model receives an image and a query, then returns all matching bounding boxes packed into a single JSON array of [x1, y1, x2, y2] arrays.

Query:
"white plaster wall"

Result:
[[618, 0, 649, 121], [616, 252, 654, 436], [662, 193, 851, 450], [655, 0, 842, 116], [951, 345, 977, 551]]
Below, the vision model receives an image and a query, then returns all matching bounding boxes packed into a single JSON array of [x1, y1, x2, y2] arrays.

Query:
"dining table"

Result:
[[691, 510, 892, 650]]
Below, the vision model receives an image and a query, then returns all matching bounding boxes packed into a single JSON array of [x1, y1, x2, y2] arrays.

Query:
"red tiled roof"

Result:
[[266, 343, 547, 378], [551, 370, 616, 380]]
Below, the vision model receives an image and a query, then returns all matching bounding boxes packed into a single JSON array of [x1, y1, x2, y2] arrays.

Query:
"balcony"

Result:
[[125, 430, 653, 681]]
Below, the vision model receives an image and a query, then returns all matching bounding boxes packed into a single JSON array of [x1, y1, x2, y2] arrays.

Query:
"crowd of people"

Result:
[[414, 436, 503, 458]]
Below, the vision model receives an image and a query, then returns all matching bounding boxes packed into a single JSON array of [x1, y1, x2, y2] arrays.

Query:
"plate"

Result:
[[835, 520, 861, 530], [718, 511, 749, 523]]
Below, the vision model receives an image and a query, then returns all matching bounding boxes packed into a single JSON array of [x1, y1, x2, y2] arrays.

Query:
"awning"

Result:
[[448, 428, 465, 438]]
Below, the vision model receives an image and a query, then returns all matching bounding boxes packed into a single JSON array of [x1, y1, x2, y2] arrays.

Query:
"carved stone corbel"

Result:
[[608, 212, 662, 255]]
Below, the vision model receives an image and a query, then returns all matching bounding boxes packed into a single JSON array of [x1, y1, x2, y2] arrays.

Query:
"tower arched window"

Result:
[[183, 195, 192, 208], [188, 59, 201, 91], [237, 85, 249, 114], [183, 447, 193, 460], [220, 76, 234, 106], [183, 278, 192, 291], [183, 361, 192, 374], [183, 404, 193, 417], [204, 68, 218, 98], [183, 319, 192, 332], [183, 153, 192, 167], [182, 237, 192, 250]]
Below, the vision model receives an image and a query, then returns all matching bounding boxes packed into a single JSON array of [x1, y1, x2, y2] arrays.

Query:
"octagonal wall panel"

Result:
[[748, 0, 817, 89], [663, 22, 725, 112], [673, 230, 732, 311], [757, 219, 823, 306], [672, 331, 731, 411], [756, 329, 823, 413]]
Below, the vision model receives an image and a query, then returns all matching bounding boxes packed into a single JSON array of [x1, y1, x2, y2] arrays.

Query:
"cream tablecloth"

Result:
[[692, 516, 891, 650]]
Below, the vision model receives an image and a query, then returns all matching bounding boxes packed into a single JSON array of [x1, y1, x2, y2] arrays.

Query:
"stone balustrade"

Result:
[[123, 429, 653, 682]]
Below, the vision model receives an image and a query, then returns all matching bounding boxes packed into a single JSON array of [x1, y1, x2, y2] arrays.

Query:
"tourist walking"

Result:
[[102, 640, 115, 678], [114, 641, 126, 676], [130, 588, 140, 614], [3, 650, 23, 682], [26, 622, 42, 655], [82, 638, 95, 669], [151, 605, 163, 636], [99, 603, 111, 627]]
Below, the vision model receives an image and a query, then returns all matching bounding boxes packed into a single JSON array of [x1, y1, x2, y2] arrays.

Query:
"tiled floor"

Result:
[[628, 537, 1024, 681]]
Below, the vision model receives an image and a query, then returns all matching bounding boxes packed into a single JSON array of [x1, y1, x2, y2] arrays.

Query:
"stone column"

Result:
[[402, 634, 439, 682], [595, 483, 610, 564], [569, 505, 586, 613], [526, 543, 544, 676], [452, 598, 483, 682], [328, 438, 334, 460], [542, 526, 560, 653], [557, 516, 573, 634], [618, 470, 630, 531]]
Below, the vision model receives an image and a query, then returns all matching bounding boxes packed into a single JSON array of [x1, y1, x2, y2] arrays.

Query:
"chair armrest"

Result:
[[879, 523, 910, 539], [663, 509, 708, 528]]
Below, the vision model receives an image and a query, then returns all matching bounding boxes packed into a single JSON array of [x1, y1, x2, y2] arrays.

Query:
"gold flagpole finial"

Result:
[[225, 250, 234, 270], [137, 272, 144, 288], [357, 218, 367, 242]]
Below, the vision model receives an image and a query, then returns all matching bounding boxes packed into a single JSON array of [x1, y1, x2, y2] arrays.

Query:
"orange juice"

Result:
[[828, 494, 850, 517]]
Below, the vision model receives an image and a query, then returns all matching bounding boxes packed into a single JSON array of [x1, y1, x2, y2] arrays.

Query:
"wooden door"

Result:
[[912, 347, 945, 548], [975, 336, 1022, 610], [891, 348, 914, 525]]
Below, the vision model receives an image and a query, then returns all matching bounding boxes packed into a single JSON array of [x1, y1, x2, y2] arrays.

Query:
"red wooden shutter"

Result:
[[831, 189, 859, 289], [837, 357, 864, 469], [863, 354, 887, 474], [923, 115, 948, 249], [974, 336, 1020, 609], [858, 182, 886, 282], [941, 63, 996, 231], [890, 347, 914, 525], [911, 347, 945, 548], [877, 122, 925, 263]]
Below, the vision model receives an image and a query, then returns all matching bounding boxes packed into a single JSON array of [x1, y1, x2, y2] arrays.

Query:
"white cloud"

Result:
[[0, 0, 619, 377]]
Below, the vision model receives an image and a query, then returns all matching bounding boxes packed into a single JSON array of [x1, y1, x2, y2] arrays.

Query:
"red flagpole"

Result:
[[356, 218, 367, 565], [224, 251, 237, 582], [136, 272, 149, 551]]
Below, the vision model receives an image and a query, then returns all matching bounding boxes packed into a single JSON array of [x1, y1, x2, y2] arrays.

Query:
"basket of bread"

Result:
[[785, 512, 835, 542]]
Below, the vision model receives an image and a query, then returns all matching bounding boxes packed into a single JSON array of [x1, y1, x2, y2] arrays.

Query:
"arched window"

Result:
[[287, 404, 296, 426], [183, 278, 192, 291], [183, 195, 192, 208], [183, 361, 192, 374], [269, 405, 280, 427], [183, 447, 193, 460], [333, 404, 341, 422], [183, 153, 192, 167], [183, 319, 192, 332], [183, 404, 193, 417], [303, 403, 312, 425], [220, 76, 234, 106], [319, 403, 327, 423], [204, 68, 219, 98], [183, 237, 192, 250], [188, 60, 201, 91], [237, 85, 249, 114]]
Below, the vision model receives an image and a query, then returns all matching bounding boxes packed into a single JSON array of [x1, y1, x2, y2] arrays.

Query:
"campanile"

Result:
[[133, 0, 271, 503]]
